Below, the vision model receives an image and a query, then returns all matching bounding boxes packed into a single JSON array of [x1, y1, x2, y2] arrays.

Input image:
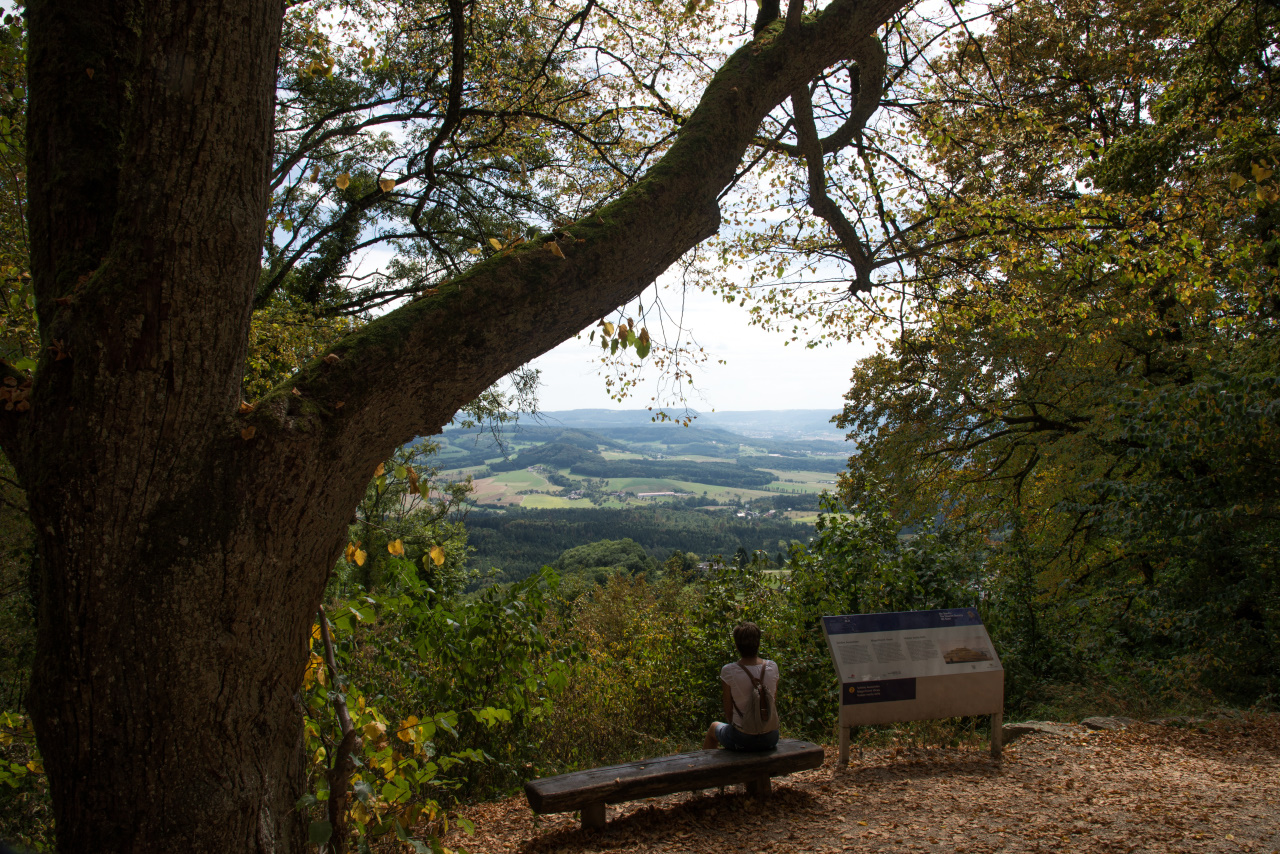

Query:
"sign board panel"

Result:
[[822, 608, 1005, 762]]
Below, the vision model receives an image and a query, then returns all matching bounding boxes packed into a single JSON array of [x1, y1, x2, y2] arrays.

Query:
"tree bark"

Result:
[[0, 0, 907, 850]]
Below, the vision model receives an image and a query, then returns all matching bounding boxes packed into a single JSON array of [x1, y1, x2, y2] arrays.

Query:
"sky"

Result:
[[525, 272, 878, 414]]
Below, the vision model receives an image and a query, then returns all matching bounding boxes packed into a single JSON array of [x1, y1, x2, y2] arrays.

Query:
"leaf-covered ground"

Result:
[[445, 715, 1279, 854]]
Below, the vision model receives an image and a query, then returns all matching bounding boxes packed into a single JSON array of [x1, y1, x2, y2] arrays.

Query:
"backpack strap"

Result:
[[736, 661, 766, 688], [736, 662, 772, 723]]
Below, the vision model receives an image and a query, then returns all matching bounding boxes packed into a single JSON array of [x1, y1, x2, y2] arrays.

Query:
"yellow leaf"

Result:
[[239, 401, 254, 414], [407, 467, 420, 494], [310, 165, 320, 183], [379, 177, 396, 192], [26, 760, 42, 775], [387, 539, 405, 557], [603, 322, 615, 337], [1251, 163, 1273, 182], [374, 462, 385, 477], [1229, 173, 1247, 191], [240, 426, 256, 440], [362, 721, 386, 742], [336, 173, 351, 190], [466, 247, 482, 255], [548, 240, 565, 258], [488, 237, 503, 251], [354, 549, 367, 567], [345, 542, 357, 562], [430, 545, 446, 566]]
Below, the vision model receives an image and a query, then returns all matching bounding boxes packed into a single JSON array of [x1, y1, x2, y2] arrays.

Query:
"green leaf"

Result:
[[308, 821, 333, 845]]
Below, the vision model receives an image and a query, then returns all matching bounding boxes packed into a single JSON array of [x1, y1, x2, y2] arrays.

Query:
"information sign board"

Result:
[[822, 608, 1004, 763]]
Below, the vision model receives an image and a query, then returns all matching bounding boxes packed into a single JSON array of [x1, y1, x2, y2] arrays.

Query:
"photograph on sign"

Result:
[[823, 609, 1002, 684]]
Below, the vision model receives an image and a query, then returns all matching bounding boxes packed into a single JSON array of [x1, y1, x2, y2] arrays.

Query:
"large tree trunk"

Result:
[[1, 0, 906, 850]]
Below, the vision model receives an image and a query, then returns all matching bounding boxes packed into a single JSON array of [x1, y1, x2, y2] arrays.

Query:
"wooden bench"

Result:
[[524, 738, 825, 829]]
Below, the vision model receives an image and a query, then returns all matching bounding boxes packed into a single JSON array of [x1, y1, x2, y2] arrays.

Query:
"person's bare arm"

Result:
[[721, 679, 735, 724]]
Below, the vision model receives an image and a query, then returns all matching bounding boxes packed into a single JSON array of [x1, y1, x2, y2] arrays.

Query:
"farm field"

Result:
[[759, 468, 842, 487], [468, 469, 552, 506], [429, 412, 851, 582], [520, 494, 609, 509]]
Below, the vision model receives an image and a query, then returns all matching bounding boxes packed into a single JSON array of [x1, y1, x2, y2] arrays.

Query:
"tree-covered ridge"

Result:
[[489, 442, 604, 472], [552, 537, 657, 578], [567, 458, 777, 488], [465, 506, 811, 582], [435, 418, 852, 476]]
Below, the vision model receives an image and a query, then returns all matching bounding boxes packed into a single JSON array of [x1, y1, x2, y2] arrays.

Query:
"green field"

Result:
[[468, 469, 553, 505], [604, 477, 779, 502], [758, 469, 841, 492], [492, 470, 549, 488], [521, 494, 596, 509]]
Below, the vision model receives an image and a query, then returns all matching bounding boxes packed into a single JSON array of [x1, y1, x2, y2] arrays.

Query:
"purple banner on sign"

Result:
[[842, 678, 917, 705]]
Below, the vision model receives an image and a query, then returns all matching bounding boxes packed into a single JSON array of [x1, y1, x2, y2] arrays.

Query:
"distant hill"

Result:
[[532, 408, 848, 441], [433, 410, 852, 475]]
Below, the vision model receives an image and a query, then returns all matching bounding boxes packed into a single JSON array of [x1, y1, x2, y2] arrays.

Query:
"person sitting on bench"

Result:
[[702, 622, 780, 751]]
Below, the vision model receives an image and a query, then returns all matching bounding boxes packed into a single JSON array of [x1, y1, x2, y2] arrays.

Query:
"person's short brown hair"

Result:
[[733, 622, 761, 658]]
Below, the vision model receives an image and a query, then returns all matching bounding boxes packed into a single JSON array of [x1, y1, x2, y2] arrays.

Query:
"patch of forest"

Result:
[[489, 442, 604, 472], [738, 454, 847, 473], [464, 506, 812, 582], [566, 458, 777, 487]]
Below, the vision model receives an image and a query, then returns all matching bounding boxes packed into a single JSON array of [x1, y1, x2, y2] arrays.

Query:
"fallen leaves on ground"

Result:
[[443, 715, 1280, 854]]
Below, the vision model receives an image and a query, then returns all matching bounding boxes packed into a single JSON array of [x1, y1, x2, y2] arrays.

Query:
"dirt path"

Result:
[[446, 716, 1279, 854]]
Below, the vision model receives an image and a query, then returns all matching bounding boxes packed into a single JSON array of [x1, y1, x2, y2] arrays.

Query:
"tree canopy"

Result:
[[0, 0, 912, 849], [833, 0, 1278, 698]]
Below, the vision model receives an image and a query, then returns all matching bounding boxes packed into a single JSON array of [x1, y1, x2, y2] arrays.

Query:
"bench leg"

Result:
[[745, 776, 771, 799], [990, 711, 1003, 762], [581, 802, 606, 830]]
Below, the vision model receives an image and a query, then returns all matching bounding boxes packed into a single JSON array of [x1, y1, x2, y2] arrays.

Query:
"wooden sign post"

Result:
[[822, 608, 1004, 764]]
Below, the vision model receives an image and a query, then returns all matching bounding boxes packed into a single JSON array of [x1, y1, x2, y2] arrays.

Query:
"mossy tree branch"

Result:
[[245, 0, 908, 496]]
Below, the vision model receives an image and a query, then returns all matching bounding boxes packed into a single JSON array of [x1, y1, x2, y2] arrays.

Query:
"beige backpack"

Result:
[[733, 662, 777, 734]]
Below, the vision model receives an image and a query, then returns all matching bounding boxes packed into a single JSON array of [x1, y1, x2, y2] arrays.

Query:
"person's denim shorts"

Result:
[[714, 724, 780, 752]]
